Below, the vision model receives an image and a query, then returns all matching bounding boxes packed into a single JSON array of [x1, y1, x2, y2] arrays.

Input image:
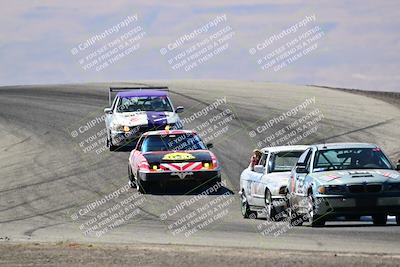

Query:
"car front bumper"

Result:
[[139, 170, 221, 183], [111, 131, 141, 146], [111, 123, 179, 146], [315, 195, 400, 216]]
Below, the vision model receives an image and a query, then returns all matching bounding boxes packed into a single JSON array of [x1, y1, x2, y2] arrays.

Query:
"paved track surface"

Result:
[[1, 80, 400, 265]]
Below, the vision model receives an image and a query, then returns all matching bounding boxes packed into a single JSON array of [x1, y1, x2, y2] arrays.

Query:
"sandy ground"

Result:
[[1, 242, 400, 267]]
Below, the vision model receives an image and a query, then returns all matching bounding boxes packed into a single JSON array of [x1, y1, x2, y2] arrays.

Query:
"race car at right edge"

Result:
[[287, 143, 400, 227], [128, 128, 221, 193]]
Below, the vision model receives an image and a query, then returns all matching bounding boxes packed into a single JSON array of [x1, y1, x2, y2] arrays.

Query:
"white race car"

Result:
[[104, 87, 184, 150], [239, 145, 309, 220]]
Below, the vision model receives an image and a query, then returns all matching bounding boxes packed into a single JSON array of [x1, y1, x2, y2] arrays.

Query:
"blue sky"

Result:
[[0, 0, 399, 91]]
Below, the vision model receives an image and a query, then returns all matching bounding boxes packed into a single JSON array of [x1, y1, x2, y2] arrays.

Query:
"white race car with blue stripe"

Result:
[[104, 87, 184, 150]]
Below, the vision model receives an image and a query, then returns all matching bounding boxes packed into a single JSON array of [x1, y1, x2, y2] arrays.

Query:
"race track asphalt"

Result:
[[1, 80, 400, 263]]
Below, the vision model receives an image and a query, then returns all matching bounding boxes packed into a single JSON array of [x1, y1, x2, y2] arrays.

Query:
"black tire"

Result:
[[128, 165, 136, 188], [372, 214, 387, 226], [264, 190, 277, 221], [307, 195, 325, 227], [396, 215, 400, 225], [240, 191, 257, 219]]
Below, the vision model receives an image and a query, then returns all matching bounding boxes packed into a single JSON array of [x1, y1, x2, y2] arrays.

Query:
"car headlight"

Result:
[[317, 186, 326, 194], [111, 124, 124, 131], [150, 164, 159, 171], [318, 185, 347, 194], [202, 161, 214, 170], [111, 124, 131, 133]]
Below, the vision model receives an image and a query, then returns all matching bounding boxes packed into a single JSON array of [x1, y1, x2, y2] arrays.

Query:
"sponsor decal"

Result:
[[163, 152, 196, 161], [326, 174, 341, 181], [382, 172, 400, 179], [130, 116, 140, 122], [161, 162, 202, 171], [290, 175, 295, 192]]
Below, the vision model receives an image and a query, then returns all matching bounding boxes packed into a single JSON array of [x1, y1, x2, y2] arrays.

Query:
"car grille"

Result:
[[348, 185, 364, 193], [366, 184, 382, 193], [348, 184, 382, 193], [386, 183, 400, 191]]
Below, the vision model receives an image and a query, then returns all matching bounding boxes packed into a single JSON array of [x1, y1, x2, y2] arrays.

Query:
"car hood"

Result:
[[113, 111, 177, 127], [142, 150, 213, 164], [311, 169, 400, 185]]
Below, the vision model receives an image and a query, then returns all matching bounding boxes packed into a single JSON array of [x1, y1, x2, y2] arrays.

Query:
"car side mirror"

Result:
[[396, 160, 400, 171], [254, 165, 265, 173], [206, 143, 213, 149], [175, 106, 184, 113], [104, 108, 112, 114], [296, 165, 308, 174]]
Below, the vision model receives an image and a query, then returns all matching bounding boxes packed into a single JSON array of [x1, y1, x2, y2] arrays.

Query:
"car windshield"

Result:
[[313, 148, 392, 172], [116, 96, 173, 112], [141, 133, 207, 152], [269, 151, 304, 173]]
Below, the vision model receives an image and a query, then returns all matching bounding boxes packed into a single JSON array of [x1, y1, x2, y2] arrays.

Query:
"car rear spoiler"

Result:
[[108, 86, 169, 105]]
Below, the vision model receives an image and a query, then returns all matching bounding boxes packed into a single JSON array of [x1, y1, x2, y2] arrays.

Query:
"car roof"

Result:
[[116, 90, 168, 98], [311, 142, 378, 150], [261, 145, 310, 153], [143, 129, 196, 136]]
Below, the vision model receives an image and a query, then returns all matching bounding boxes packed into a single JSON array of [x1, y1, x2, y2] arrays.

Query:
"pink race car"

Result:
[[128, 129, 221, 193]]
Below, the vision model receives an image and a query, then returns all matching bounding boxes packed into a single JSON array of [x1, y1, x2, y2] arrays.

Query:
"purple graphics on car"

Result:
[[146, 111, 168, 128], [105, 87, 183, 148], [116, 90, 169, 98]]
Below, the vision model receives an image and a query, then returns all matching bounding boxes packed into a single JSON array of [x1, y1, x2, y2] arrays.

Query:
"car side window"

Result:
[[111, 97, 119, 112], [259, 153, 268, 167], [166, 97, 174, 112], [136, 136, 145, 151], [267, 153, 274, 173]]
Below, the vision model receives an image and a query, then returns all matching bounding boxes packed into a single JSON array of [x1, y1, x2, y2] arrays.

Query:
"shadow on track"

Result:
[[303, 217, 399, 228], [320, 223, 399, 228]]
